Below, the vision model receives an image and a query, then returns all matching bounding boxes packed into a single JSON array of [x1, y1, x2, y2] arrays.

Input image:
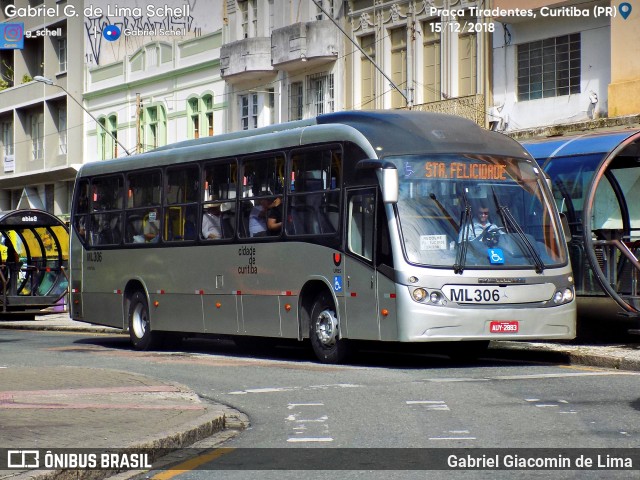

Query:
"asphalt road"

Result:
[[1, 329, 639, 480]]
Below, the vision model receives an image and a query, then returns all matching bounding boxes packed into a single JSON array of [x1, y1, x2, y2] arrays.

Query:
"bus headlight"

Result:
[[553, 287, 574, 305], [562, 288, 574, 302], [412, 288, 427, 302], [430, 292, 443, 304], [553, 291, 563, 304]]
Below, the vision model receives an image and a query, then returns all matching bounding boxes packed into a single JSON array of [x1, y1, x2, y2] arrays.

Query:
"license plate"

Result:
[[490, 321, 519, 333], [445, 286, 506, 304]]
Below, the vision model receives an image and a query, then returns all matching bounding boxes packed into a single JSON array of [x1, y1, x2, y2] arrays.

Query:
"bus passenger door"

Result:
[[343, 188, 380, 340]]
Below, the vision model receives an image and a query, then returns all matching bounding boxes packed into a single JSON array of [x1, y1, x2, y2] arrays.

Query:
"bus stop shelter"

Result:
[[0, 209, 68, 316], [522, 130, 640, 321]]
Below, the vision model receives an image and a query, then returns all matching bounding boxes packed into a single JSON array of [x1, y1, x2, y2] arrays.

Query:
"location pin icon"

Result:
[[619, 2, 632, 19]]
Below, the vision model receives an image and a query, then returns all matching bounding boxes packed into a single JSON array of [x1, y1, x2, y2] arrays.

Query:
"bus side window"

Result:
[[287, 147, 341, 236]]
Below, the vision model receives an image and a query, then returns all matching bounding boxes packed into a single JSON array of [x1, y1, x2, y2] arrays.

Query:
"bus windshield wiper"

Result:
[[454, 194, 472, 274], [490, 187, 545, 273]]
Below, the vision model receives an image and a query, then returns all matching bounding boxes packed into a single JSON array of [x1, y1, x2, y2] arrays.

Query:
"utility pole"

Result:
[[136, 93, 142, 154]]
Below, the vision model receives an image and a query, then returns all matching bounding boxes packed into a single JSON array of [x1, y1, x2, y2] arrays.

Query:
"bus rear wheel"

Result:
[[128, 291, 159, 351], [309, 292, 349, 364]]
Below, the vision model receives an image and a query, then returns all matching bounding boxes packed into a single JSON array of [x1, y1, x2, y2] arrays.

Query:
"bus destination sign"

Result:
[[424, 162, 507, 180]]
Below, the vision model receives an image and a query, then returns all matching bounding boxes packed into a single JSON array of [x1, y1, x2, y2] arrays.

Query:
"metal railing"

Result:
[[406, 94, 486, 126]]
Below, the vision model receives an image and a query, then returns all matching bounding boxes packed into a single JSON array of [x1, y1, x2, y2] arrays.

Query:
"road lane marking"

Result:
[[288, 403, 324, 408], [0, 385, 181, 396], [286, 437, 333, 443], [429, 437, 476, 441], [228, 384, 361, 395], [406, 400, 450, 411], [0, 402, 204, 410], [152, 449, 235, 479]]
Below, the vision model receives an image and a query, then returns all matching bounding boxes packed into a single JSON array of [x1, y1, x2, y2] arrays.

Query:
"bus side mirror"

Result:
[[356, 160, 398, 204], [379, 167, 398, 204], [559, 212, 572, 243]]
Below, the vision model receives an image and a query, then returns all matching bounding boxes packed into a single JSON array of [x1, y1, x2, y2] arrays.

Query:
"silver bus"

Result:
[[69, 111, 576, 363]]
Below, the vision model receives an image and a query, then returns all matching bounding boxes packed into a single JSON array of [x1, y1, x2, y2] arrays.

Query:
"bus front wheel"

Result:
[[309, 292, 349, 364], [128, 291, 159, 351]]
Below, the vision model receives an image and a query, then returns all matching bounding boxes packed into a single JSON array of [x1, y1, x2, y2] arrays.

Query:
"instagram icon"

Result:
[[0, 23, 24, 49]]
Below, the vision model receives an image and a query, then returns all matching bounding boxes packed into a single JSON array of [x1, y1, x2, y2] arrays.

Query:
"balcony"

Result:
[[407, 94, 486, 126], [220, 37, 274, 83], [271, 20, 338, 71]]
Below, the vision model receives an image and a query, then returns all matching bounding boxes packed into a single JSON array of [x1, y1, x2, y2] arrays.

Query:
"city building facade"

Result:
[[491, 0, 639, 133], [344, 0, 490, 125], [83, 0, 225, 158], [0, 0, 84, 216], [220, 0, 344, 131]]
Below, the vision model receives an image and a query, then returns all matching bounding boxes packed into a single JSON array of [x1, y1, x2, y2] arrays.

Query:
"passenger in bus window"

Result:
[[267, 196, 283, 235], [249, 197, 272, 237], [202, 204, 222, 239], [143, 209, 160, 243]]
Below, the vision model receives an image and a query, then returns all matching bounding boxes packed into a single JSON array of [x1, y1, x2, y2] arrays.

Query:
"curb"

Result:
[[0, 323, 126, 335], [9, 397, 248, 480], [494, 341, 640, 372]]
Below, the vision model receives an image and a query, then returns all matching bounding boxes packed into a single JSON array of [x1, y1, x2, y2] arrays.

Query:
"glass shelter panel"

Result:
[[544, 154, 602, 295]]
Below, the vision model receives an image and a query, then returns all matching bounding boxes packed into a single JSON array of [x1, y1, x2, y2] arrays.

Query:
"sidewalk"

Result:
[[0, 313, 248, 480]]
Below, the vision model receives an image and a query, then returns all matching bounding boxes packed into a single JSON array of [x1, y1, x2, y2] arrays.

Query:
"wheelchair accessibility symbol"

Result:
[[333, 276, 343, 292], [488, 248, 505, 264]]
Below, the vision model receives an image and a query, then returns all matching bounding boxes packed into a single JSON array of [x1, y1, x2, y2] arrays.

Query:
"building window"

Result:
[[289, 82, 303, 120], [57, 36, 67, 72], [202, 94, 214, 136], [58, 105, 67, 154], [239, 0, 257, 38], [315, 0, 333, 20], [141, 105, 166, 152], [457, 13, 477, 97], [422, 21, 441, 103], [30, 112, 44, 161], [240, 93, 258, 130], [307, 72, 334, 116], [360, 34, 376, 109], [188, 97, 200, 139], [98, 118, 108, 160], [390, 27, 407, 108], [1, 121, 14, 173], [517, 33, 581, 101], [267, 88, 275, 125], [1, 121, 13, 157], [108, 115, 118, 158]]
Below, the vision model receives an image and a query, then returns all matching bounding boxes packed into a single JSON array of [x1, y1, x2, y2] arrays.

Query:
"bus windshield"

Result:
[[388, 154, 567, 270]]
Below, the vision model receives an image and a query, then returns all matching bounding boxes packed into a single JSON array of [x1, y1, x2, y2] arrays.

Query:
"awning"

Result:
[[522, 130, 640, 318], [523, 130, 639, 164]]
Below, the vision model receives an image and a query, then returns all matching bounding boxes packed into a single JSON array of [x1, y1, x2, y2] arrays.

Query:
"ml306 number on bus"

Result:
[[448, 287, 502, 303]]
